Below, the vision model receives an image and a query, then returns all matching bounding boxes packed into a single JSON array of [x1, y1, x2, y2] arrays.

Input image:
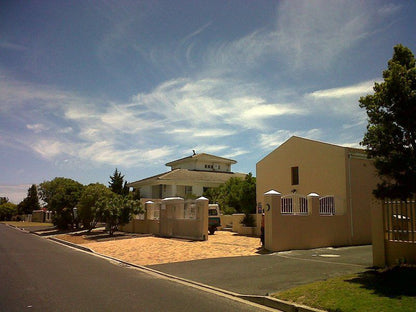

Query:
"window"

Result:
[[208, 209, 218, 216], [291, 167, 299, 185], [320, 196, 335, 215], [185, 186, 192, 195]]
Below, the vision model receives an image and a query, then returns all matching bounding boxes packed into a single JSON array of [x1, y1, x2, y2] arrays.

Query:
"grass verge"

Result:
[[1, 221, 54, 227], [272, 266, 416, 312]]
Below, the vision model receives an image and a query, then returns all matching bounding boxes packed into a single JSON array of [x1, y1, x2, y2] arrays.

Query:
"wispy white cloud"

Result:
[[239, 103, 305, 120], [26, 123, 49, 133], [1, 0, 399, 177], [30, 139, 71, 160], [58, 127, 73, 134], [259, 129, 323, 150], [168, 128, 236, 138], [378, 3, 402, 17], [309, 80, 377, 99], [1, 67, 375, 168], [0, 40, 26, 51], [222, 148, 250, 159], [131, 78, 302, 132], [191, 144, 228, 154], [274, 1, 379, 70]]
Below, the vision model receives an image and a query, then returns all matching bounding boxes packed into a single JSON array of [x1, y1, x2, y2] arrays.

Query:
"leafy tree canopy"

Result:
[[39, 177, 84, 212], [0, 202, 17, 221], [95, 195, 142, 235], [38, 177, 84, 229], [359, 44, 416, 199], [77, 183, 114, 230], [203, 173, 256, 214], [0, 197, 9, 205]]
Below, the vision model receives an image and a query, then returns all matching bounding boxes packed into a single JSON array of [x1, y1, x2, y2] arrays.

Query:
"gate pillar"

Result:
[[264, 190, 281, 251]]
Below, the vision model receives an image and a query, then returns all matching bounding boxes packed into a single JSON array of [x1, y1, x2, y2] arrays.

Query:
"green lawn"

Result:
[[1, 221, 54, 227], [272, 266, 416, 312]]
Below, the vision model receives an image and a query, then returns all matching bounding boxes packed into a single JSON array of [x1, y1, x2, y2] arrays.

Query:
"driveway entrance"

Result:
[[148, 245, 372, 295]]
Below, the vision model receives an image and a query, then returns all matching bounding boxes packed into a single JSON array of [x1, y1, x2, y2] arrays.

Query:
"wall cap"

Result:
[[196, 196, 209, 201], [264, 190, 281, 195], [307, 193, 320, 197], [145, 201, 154, 204], [162, 197, 184, 202]]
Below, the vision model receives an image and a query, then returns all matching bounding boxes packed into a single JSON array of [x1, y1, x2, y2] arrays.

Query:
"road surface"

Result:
[[0, 224, 275, 312]]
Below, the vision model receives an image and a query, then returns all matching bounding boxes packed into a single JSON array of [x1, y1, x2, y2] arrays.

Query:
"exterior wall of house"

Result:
[[256, 137, 348, 213], [257, 136, 378, 250], [169, 156, 233, 172], [140, 185, 152, 198], [170, 160, 196, 170], [131, 153, 240, 200], [348, 153, 379, 245], [143, 181, 226, 199], [151, 184, 173, 198], [194, 160, 230, 172]]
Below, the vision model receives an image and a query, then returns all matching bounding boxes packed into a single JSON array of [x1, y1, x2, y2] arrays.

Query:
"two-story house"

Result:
[[256, 136, 379, 249], [128, 152, 246, 199]]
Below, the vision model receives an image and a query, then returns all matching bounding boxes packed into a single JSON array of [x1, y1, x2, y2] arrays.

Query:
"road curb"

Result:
[[48, 237, 94, 253], [47, 236, 324, 312], [237, 295, 325, 312], [5, 223, 30, 233]]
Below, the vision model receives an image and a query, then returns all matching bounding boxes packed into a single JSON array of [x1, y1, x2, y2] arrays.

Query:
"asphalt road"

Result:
[[150, 245, 373, 295], [0, 224, 275, 312]]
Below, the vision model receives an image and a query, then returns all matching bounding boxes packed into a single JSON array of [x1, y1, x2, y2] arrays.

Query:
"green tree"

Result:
[[109, 168, 129, 196], [203, 173, 256, 216], [203, 187, 222, 206], [18, 184, 40, 215], [0, 202, 17, 221], [0, 197, 9, 205], [240, 173, 257, 214], [78, 183, 114, 230], [359, 44, 416, 199], [38, 177, 84, 229], [130, 188, 141, 200], [95, 195, 142, 235]]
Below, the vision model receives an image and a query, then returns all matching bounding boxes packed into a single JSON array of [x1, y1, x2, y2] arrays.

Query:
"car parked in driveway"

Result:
[[208, 204, 221, 235]]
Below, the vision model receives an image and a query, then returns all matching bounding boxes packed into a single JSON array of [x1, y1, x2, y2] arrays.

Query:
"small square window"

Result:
[[185, 186, 192, 195], [291, 167, 299, 185]]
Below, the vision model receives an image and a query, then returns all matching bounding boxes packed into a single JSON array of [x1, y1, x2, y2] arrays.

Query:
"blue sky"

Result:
[[1, 1, 415, 203]]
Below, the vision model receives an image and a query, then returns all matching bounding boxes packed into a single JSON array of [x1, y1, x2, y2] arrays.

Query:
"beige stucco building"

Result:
[[257, 136, 379, 251], [128, 153, 246, 199]]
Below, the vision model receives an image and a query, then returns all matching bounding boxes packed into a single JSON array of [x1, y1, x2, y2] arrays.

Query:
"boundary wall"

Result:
[[121, 196, 208, 241], [372, 198, 416, 266], [263, 190, 369, 252]]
